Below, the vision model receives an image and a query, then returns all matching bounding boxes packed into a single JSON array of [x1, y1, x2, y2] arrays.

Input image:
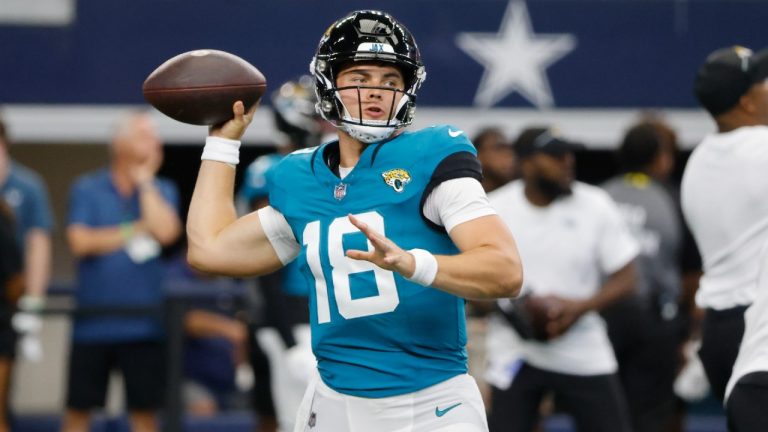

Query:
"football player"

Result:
[[187, 10, 522, 432]]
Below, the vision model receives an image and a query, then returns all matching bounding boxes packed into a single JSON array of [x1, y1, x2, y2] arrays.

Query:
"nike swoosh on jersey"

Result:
[[435, 402, 462, 417], [448, 129, 464, 138]]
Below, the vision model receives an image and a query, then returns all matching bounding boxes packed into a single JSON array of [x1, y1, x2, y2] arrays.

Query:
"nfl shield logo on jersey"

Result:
[[334, 183, 347, 200]]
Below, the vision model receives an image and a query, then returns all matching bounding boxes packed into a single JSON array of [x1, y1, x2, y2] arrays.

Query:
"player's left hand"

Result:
[[345, 214, 417, 277]]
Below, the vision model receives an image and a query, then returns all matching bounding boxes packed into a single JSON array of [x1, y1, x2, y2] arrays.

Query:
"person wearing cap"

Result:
[[683, 46, 768, 428], [683, 46, 768, 399], [484, 127, 639, 432]]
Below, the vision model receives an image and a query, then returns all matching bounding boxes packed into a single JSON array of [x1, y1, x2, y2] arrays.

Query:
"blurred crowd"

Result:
[[1, 44, 768, 432]]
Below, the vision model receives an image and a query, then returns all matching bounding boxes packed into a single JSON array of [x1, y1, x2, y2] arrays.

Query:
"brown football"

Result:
[[142, 49, 266, 125]]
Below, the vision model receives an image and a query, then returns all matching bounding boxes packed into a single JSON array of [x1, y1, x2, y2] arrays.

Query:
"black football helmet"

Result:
[[271, 75, 322, 148], [310, 10, 427, 143]]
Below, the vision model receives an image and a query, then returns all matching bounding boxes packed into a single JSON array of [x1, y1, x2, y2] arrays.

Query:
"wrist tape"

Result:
[[201, 136, 241, 166], [406, 249, 438, 286]]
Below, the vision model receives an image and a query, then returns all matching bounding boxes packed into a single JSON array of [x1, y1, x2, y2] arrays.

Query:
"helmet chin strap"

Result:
[[336, 93, 410, 144], [340, 122, 397, 144]]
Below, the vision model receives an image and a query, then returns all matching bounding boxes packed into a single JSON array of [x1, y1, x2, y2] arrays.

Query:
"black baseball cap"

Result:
[[513, 127, 583, 158], [694, 46, 768, 116]]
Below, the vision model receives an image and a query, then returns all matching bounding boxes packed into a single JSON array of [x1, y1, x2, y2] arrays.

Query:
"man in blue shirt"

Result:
[[0, 116, 54, 432], [187, 10, 523, 432], [63, 112, 181, 432]]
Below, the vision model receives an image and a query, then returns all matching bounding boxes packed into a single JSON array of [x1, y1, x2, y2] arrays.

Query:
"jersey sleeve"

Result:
[[418, 131, 485, 231], [257, 205, 301, 264], [422, 178, 496, 233]]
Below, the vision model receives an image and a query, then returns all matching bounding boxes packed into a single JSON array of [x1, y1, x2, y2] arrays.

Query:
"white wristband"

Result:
[[406, 248, 438, 286], [201, 136, 241, 166]]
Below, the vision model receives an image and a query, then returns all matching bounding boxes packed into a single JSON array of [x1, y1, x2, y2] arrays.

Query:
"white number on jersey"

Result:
[[303, 211, 400, 324]]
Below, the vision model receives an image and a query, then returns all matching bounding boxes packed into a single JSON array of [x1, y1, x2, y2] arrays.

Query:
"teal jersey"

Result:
[[269, 125, 479, 398]]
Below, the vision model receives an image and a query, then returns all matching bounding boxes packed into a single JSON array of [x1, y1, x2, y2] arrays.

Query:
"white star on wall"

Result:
[[456, 1, 577, 108]]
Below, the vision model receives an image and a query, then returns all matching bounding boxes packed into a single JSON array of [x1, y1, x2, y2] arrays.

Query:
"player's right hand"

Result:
[[209, 100, 257, 141]]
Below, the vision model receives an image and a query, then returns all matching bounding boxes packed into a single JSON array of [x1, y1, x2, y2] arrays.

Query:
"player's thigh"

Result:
[[411, 374, 488, 432], [293, 374, 351, 432], [65, 342, 113, 409], [117, 341, 166, 411], [294, 374, 424, 432], [727, 372, 768, 432], [295, 373, 488, 432]]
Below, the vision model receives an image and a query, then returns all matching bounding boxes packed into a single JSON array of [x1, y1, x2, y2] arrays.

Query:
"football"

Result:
[[142, 49, 266, 125]]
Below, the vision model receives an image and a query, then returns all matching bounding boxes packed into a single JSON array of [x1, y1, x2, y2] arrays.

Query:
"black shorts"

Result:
[[488, 362, 632, 432], [699, 305, 748, 401], [65, 340, 165, 411], [727, 372, 768, 432]]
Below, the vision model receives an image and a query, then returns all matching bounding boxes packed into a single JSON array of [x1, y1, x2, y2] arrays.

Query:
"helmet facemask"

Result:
[[310, 11, 427, 144]]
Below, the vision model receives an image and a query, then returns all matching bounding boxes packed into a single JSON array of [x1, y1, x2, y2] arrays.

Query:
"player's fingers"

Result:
[[233, 100, 245, 117], [349, 214, 389, 247], [346, 249, 374, 261], [368, 233, 392, 253], [348, 214, 369, 233]]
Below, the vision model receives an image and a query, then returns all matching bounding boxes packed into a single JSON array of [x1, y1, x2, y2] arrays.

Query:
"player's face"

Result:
[[336, 63, 406, 122]]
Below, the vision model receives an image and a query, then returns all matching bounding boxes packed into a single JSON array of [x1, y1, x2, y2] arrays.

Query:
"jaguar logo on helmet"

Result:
[[310, 10, 427, 144]]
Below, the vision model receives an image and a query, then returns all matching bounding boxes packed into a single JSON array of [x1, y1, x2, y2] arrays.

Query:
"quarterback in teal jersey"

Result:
[[188, 10, 522, 432]]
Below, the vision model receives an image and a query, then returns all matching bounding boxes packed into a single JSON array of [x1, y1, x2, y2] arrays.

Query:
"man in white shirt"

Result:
[[486, 127, 639, 432], [683, 46, 768, 429]]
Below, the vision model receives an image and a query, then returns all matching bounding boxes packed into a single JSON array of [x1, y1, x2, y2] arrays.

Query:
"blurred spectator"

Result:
[[682, 46, 768, 409], [473, 127, 516, 192], [238, 77, 318, 432], [0, 116, 54, 432], [601, 118, 690, 432], [0, 202, 23, 432], [62, 112, 181, 432], [485, 127, 638, 432], [183, 309, 247, 416], [468, 127, 516, 402], [164, 252, 250, 417]]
